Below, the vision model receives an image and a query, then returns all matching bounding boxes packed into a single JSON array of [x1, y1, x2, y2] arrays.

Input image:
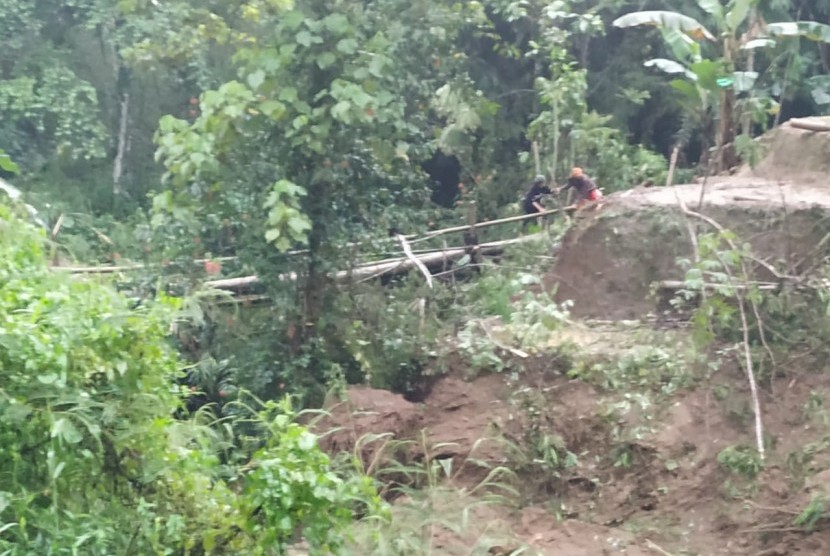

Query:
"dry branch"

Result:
[[672, 193, 767, 461], [656, 280, 779, 292], [396, 234, 433, 288]]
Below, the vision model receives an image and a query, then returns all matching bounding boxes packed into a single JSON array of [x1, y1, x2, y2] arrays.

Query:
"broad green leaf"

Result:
[[336, 38, 358, 54], [725, 0, 752, 32], [767, 21, 830, 43], [278, 87, 298, 102], [697, 0, 724, 24], [670, 79, 702, 104], [808, 75, 830, 105], [260, 100, 286, 119], [612, 11, 716, 41], [644, 58, 695, 80], [297, 431, 316, 451], [690, 59, 721, 90], [287, 215, 311, 236], [247, 70, 266, 90], [265, 228, 281, 242], [0, 152, 19, 174], [316, 52, 336, 69], [282, 10, 305, 30], [322, 13, 350, 35], [52, 417, 83, 444], [661, 29, 699, 63], [331, 100, 352, 122], [295, 30, 313, 47]]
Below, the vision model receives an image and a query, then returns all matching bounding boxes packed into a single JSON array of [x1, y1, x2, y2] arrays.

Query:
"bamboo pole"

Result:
[[656, 280, 779, 292], [59, 207, 574, 274]]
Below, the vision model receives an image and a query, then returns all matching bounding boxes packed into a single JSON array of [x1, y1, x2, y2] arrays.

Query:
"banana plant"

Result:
[[613, 0, 830, 171]]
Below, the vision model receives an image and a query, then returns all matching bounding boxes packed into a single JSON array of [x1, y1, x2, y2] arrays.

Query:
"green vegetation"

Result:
[[0, 207, 381, 554], [2, 0, 830, 553]]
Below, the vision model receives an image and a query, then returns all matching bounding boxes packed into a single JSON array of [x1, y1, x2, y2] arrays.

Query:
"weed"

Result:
[[786, 436, 830, 478], [345, 432, 526, 555], [803, 390, 829, 426], [717, 445, 763, 479], [457, 290, 570, 375], [793, 494, 828, 531], [568, 345, 692, 396]]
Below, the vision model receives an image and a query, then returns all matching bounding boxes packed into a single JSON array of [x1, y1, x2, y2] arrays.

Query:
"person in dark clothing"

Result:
[[522, 174, 552, 231], [523, 174, 552, 215], [558, 167, 602, 208]]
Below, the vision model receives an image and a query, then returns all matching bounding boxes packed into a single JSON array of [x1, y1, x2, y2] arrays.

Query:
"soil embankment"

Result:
[[549, 120, 830, 319]]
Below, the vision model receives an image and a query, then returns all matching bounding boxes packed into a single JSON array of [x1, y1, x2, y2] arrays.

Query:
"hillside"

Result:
[[318, 121, 830, 555]]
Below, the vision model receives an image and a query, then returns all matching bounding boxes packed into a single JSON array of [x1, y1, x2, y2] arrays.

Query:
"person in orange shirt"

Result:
[[559, 167, 603, 208]]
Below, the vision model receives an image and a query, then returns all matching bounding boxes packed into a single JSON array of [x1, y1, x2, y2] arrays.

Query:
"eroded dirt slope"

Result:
[[316, 318, 830, 555], [548, 141, 830, 319]]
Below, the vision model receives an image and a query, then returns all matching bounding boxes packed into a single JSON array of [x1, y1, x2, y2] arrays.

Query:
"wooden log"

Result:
[[656, 280, 779, 292], [788, 117, 830, 133]]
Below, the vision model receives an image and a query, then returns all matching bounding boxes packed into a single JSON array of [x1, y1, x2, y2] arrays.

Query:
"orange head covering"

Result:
[[570, 167, 584, 178]]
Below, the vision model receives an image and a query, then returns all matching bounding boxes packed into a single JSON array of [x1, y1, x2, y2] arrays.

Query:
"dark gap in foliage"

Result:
[[422, 150, 461, 208]]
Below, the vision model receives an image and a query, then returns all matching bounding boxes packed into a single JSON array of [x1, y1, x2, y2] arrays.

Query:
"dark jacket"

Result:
[[523, 182, 552, 213]]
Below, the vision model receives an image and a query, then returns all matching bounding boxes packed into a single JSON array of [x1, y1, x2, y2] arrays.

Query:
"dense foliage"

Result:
[[2, 0, 828, 409], [0, 205, 382, 554], [2, 1, 830, 550]]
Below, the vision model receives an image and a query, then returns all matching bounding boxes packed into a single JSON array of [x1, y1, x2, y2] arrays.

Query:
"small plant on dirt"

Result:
[[568, 345, 691, 397], [509, 289, 571, 350], [500, 384, 582, 504], [457, 288, 571, 376], [675, 229, 774, 460], [611, 443, 635, 469], [456, 320, 512, 374], [803, 390, 829, 426], [786, 436, 830, 478], [794, 493, 828, 532], [717, 445, 764, 479]]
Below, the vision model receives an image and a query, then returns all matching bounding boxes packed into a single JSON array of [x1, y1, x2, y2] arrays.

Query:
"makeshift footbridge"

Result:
[[59, 205, 578, 303]]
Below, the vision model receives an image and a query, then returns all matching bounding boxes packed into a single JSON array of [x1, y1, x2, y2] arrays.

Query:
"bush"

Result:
[[0, 204, 383, 554]]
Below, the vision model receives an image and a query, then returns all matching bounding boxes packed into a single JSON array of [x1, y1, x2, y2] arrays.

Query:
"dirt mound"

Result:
[[547, 178, 830, 318], [740, 117, 830, 182], [316, 374, 514, 467], [315, 387, 424, 461]]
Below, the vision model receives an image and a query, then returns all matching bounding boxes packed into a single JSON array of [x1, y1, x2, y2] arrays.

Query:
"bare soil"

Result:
[[547, 121, 830, 319], [321, 330, 830, 555]]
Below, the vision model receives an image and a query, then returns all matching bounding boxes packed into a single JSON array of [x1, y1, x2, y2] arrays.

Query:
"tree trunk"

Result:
[[303, 180, 329, 332], [113, 93, 129, 195], [717, 36, 739, 173], [718, 87, 738, 172]]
